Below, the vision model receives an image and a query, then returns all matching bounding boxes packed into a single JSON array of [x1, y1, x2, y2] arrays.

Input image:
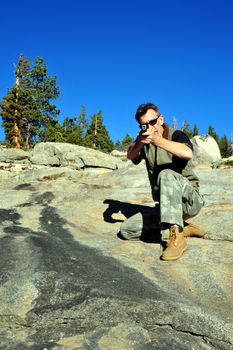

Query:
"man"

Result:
[[120, 102, 204, 261]]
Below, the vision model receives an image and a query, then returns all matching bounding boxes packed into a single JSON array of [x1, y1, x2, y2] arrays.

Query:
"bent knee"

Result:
[[158, 169, 177, 182], [119, 228, 141, 240]]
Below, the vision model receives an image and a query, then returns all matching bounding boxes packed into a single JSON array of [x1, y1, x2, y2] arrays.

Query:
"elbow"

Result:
[[183, 148, 193, 160], [127, 145, 134, 160], [127, 152, 134, 160], [179, 145, 193, 160]]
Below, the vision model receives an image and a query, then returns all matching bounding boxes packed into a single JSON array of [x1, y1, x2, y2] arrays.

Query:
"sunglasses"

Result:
[[139, 116, 160, 131]]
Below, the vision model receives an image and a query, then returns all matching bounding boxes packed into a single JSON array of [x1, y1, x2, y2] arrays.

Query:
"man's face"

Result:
[[138, 109, 163, 133]]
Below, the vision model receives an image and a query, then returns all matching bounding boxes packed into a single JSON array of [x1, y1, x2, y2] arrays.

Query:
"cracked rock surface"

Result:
[[0, 165, 232, 350]]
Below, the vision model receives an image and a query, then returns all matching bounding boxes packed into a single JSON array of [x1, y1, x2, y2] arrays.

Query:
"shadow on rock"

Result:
[[103, 199, 145, 223], [103, 199, 164, 245], [0, 208, 21, 225]]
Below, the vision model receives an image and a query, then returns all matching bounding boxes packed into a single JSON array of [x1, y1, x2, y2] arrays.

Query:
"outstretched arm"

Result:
[[135, 127, 193, 160], [127, 139, 144, 160], [150, 133, 192, 159]]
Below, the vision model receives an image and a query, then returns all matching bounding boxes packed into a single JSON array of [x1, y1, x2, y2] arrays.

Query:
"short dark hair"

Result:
[[135, 102, 160, 122]]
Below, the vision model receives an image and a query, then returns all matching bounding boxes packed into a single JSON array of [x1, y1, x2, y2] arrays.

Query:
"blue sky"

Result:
[[0, 0, 232, 143]]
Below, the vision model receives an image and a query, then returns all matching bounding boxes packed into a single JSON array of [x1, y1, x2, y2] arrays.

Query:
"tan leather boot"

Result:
[[161, 226, 188, 261], [183, 223, 205, 238]]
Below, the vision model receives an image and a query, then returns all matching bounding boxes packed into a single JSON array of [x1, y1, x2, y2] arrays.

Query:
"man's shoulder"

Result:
[[171, 129, 193, 150], [172, 129, 187, 137]]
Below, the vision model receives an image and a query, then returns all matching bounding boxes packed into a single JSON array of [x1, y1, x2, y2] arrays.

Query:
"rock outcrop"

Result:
[[0, 144, 232, 350], [30, 142, 123, 170], [0, 143, 127, 182]]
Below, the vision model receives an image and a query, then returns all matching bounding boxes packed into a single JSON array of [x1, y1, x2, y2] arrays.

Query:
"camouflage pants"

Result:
[[120, 169, 204, 240]]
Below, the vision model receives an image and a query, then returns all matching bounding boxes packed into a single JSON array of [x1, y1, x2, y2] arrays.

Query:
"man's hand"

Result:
[[127, 126, 159, 159], [138, 125, 161, 145]]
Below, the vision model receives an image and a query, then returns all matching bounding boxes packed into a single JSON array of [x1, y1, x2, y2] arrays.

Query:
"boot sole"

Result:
[[161, 244, 188, 261], [183, 233, 205, 238]]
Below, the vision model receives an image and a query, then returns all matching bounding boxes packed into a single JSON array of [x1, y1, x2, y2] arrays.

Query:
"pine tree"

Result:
[[0, 55, 60, 148], [114, 140, 122, 150], [40, 120, 65, 142], [219, 135, 231, 158], [182, 119, 193, 138], [62, 105, 89, 145], [65, 127, 82, 145], [76, 105, 88, 139], [63, 117, 76, 136], [0, 86, 24, 148], [208, 125, 219, 143], [193, 122, 199, 136], [230, 135, 233, 155], [84, 111, 114, 153], [121, 133, 134, 151]]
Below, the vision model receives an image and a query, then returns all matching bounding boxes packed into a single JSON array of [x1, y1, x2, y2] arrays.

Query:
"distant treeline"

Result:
[[0, 55, 232, 158], [173, 119, 232, 158]]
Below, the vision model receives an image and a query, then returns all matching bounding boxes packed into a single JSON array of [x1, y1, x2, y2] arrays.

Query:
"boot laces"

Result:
[[168, 227, 177, 246]]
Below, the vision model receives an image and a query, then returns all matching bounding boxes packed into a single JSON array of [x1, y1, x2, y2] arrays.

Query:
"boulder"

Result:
[[30, 142, 121, 170], [29, 142, 61, 166], [111, 149, 127, 160], [0, 148, 30, 163], [192, 135, 221, 167]]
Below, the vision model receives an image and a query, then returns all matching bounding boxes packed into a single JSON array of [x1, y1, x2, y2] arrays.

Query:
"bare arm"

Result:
[[136, 128, 192, 160], [127, 140, 144, 160], [151, 135, 193, 159]]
